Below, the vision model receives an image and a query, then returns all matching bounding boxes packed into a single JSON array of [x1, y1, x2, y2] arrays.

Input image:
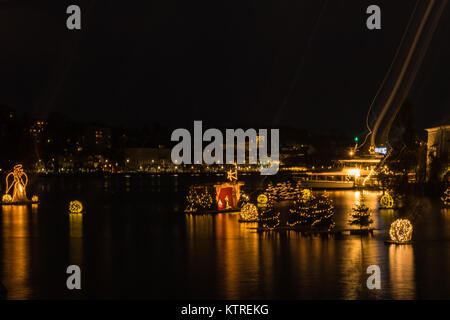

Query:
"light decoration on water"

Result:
[[288, 192, 335, 231], [389, 219, 413, 243], [185, 186, 215, 212], [262, 212, 281, 230], [227, 168, 238, 182], [257, 194, 268, 205], [380, 194, 394, 208], [442, 187, 450, 207], [240, 203, 258, 221], [239, 192, 250, 207], [301, 189, 311, 200], [5, 164, 29, 202], [69, 200, 83, 214], [2, 194, 12, 203], [31, 195, 39, 202], [264, 181, 299, 202], [349, 201, 373, 229]]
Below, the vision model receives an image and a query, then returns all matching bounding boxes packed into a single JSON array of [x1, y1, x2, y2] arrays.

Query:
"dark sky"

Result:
[[0, 0, 449, 136]]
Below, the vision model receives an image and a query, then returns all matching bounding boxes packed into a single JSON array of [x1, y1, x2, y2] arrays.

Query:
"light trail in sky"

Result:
[[370, 0, 441, 148], [357, 0, 420, 151]]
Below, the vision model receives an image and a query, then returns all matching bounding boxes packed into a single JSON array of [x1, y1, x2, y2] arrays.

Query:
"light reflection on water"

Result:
[[0, 178, 447, 299], [1, 206, 31, 299], [69, 214, 83, 266]]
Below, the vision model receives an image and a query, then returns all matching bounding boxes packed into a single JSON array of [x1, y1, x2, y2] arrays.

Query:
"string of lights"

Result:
[[185, 186, 215, 212], [239, 203, 258, 221], [389, 219, 413, 243], [288, 192, 335, 231], [442, 187, 450, 207], [349, 200, 373, 228]]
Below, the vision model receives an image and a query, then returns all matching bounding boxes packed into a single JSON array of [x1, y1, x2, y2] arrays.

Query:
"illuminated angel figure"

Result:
[[5, 165, 29, 202]]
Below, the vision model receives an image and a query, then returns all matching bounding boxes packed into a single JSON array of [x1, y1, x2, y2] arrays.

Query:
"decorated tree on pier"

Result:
[[289, 192, 335, 231], [349, 199, 373, 229], [264, 181, 298, 202], [185, 186, 215, 212]]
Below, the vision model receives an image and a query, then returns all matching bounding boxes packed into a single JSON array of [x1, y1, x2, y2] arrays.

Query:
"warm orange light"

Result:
[[4, 164, 29, 203], [69, 201, 84, 214]]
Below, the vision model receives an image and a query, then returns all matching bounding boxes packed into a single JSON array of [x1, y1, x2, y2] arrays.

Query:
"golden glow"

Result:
[[362, 168, 374, 186], [301, 189, 312, 200], [380, 194, 394, 208], [69, 200, 84, 214], [1, 205, 32, 298], [442, 187, 450, 207], [31, 195, 38, 202], [389, 219, 413, 243], [226, 168, 238, 182], [389, 245, 416, 299], [4, 164, 29, 202], [347, 168, 360, 179], [240, 203, 258, 221], [257, 194, 268, 205], [2, 194, 12, 203]]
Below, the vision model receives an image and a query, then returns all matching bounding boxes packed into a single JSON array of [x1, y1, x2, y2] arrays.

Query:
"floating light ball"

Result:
[[32, 195, 39, 202], [389, 219, 413, 243], [257, 194, 268, 205], [2, 194, 12, 203], [69, 200, 83, 214], [380, 194, 394, 208], [240, 203, 258, 221]]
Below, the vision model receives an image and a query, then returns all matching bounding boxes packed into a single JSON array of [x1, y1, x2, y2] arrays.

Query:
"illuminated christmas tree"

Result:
[[264, 181, 298, 203], [185, 186, 215, 212], [349, 200, 373, 229], [289, 192, 335, 231], [237, 190, 250, 207]]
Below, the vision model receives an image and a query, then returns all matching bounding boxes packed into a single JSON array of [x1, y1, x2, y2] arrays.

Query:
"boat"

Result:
[[299, 170, 356, 189]]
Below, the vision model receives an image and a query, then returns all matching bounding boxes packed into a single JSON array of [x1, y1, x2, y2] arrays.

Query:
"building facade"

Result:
[[425, 125, 450, 181]]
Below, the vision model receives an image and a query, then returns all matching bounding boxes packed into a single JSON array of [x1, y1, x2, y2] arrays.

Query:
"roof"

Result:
[[425, 124, 450, 132]]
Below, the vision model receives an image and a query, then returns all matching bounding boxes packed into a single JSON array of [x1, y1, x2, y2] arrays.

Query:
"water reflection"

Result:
[[184, 191, 420, 299], [388, 245, 415, 299], [69, 214, 83, 266], [1, 205, 31, 299], [214, 214, 259, 299], [0, 182, 446, 299]]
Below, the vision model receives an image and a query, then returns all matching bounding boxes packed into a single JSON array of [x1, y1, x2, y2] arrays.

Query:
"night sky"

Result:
[[0, 0, 449, 135]]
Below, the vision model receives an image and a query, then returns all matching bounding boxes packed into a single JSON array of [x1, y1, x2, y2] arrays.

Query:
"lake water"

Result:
[[0, 174, 448, 299]]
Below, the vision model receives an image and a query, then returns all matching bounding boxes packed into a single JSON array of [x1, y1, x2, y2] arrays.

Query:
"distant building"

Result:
[[83, 126, 112, 152], [124, 147, 171, 171], [29, 120, 47, 143], [425, 125, 450, 181]]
